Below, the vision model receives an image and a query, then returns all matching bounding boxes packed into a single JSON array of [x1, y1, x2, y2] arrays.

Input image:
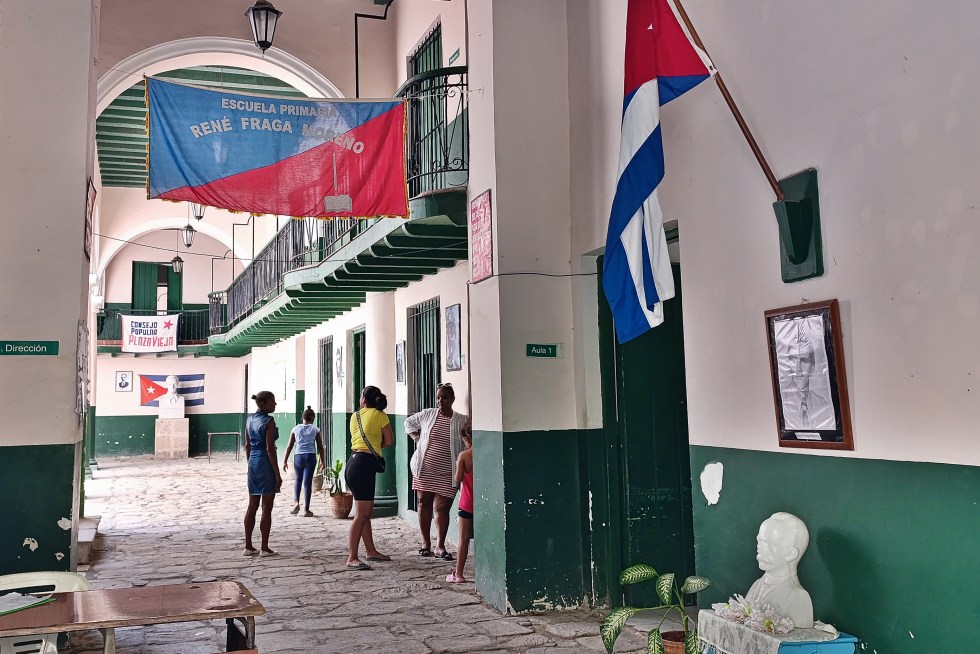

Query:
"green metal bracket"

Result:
[[773, 168, 823, 283]]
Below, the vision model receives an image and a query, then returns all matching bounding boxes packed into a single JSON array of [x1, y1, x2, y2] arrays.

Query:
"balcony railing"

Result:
[[208, 66, 468, 337], [212, 217, 377, 333], [97, 308, 210, 344], [396, 66, 469, 199]]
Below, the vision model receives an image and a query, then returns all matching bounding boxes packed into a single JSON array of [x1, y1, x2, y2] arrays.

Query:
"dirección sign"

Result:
[[0, 341, 60, 356]]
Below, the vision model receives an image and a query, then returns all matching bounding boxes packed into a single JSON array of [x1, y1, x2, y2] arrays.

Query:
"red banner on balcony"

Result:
[[147, 77, 408, 218]]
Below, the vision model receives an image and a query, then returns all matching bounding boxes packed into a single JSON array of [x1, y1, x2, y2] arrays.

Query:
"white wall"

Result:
[[250, 338, 300, 416], [95, 355, 246, 416], [98, 0, 396, 99], [103, 232, 243, 305], [393, 0, 468, 81], [0, 0, 97, 447], [565, 0, 980, 467]]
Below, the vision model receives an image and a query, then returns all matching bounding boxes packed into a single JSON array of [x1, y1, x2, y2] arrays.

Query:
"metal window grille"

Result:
[[409, 24, 442, 77], [318, 337, 334, 463], [407, 298, 441, 415]]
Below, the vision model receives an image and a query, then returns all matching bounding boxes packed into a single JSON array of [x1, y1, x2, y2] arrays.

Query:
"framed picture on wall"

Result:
[[84, 177, 96, 260], [115, 370, 133, 392], [764, 299, 853, 450], [395, 341, 406, 384], [446, 304, 462, 372]]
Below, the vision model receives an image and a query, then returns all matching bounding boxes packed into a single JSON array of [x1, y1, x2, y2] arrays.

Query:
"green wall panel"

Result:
[[97, 413, 245, 457], [690, 446, 980, 653], [473, 429, 507, 612], [0, 444, 76, 574]]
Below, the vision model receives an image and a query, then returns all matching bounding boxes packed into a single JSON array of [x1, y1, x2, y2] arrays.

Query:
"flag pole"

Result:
[[671, 0, 786, 201]]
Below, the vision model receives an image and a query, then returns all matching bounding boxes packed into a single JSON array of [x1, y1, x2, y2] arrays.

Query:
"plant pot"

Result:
[[311, 474, 324, 493], [662, 631, 686, 654], [329, 492, 354, 519]]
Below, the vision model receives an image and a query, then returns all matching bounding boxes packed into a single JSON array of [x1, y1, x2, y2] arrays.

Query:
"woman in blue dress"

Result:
[[243, 390, 282, 556]]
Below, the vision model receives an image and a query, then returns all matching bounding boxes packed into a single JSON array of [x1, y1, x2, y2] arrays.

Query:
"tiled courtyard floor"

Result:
[[68, 455, 650, 654]]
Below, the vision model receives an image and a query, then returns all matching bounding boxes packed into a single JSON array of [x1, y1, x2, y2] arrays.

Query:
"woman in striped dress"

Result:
[[406, 383, 469, 560]]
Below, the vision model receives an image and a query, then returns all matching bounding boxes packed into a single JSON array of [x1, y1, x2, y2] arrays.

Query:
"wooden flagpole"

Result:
[[671, 0, 786, 201]]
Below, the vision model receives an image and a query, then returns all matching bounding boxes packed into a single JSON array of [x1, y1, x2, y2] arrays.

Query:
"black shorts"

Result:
[[458, 509, 473, 520], [345, 452, 377, 501]]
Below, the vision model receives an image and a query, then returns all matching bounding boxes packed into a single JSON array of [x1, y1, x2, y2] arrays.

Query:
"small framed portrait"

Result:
[[445, 304, 462, 372], [115, 370, 133, 392], [764, 299, 853, 450], [395, 341, 406, 384]]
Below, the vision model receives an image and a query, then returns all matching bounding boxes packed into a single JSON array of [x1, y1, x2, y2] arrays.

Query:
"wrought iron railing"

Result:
[[211, 217, 377, 333], [396, 66, 469, 199], [96, 308, 210, 344]]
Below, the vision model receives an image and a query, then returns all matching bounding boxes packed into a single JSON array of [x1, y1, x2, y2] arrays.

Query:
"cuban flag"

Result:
[[140, 374, 206, 407], [147, 77, 408, 218], [603, 0, 715, 343]]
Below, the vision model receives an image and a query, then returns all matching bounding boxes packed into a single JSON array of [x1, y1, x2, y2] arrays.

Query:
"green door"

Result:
[[166, 267, 183, 312], [131, 262, 158, 311], [604, 263, 696, 607], [352, 330, 366, 401]]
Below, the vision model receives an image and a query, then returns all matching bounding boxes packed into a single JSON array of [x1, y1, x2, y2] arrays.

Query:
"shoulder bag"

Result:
[[355, 409, 386, 473]]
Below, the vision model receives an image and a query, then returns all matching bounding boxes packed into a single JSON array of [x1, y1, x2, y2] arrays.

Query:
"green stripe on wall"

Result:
[[690, 446, 980, 652], [0, 444, 76, 574], [96, 413, 245, 456]]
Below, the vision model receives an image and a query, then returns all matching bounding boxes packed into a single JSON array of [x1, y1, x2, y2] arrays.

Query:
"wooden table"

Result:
[[0, 581, 264, 653]]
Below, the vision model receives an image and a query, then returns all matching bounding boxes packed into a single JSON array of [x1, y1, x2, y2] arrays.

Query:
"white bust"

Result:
[[745, 512, 814, 628], [159, 374, 185, 419]]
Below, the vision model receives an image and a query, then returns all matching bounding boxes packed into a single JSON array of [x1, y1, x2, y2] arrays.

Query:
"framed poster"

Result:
[[445, 304, 462, 372], [84, 177, 97, 260], [115, 370, 133, 392], [395, 341, 406, 384], [764, 299, 853, 450], [470, 189, 493, 283]]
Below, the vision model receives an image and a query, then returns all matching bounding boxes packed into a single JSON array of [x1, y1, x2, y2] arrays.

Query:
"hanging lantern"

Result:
[[181, 223, 197, 248], [245, 0, 282, 52], [171, 255, 184, 274], [191, 203, 206, 221]]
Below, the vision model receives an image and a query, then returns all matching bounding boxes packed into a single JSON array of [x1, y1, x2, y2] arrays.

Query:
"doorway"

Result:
[[598, 260, 695, 607], [406, 297, 441, 510], [318, 337, 334, 463]]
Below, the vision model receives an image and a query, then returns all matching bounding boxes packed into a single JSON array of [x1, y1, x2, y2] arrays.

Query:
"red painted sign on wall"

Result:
[[470, 189, 493, 283]]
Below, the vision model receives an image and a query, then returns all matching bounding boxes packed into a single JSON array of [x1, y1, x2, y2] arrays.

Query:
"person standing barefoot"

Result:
[[244, 391, 282, 557], [446, 426, 473, 583]]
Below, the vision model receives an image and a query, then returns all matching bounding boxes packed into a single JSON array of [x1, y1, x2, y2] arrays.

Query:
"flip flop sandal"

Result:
[[243, 548, 259, 556], [445, 573, 466, 583], [304, 510, 314, 517], [418, 547, 433, 557], [259, 549, 279, 557], [346, 562, 371, 571], [366, 554, 391, 561], [290, 505, 300, 515], [437, 551, 455, 561]]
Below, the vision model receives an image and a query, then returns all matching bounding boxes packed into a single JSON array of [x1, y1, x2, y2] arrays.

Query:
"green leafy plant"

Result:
[[601, 564, 711, 654], [323, 459, 346, 496]]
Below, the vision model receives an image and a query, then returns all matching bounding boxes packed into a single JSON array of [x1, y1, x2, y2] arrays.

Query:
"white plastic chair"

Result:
[[0, 572, 115, 654]]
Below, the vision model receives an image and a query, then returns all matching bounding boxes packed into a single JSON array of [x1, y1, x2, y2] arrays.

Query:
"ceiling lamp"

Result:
[[171, 255, 184, 275], [190, 203, 206, 221], [245, 0, 282, 53], [181, 223, 197, 248]]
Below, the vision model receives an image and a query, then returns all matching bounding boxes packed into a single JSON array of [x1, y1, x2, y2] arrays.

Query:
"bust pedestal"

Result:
[[155, 418, 189, 458]]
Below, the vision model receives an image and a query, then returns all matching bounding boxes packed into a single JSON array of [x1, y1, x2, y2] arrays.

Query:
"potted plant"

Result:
[[323, 459, 353, 519], [601, 564, 711, 654]]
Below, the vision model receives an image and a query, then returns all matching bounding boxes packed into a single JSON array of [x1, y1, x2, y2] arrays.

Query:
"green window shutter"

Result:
[[131, 262, 158, 311], [167, 267, 183, 312]]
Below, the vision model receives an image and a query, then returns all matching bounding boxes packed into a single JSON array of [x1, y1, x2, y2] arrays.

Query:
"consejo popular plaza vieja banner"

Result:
[[146, 77, 408, 218]]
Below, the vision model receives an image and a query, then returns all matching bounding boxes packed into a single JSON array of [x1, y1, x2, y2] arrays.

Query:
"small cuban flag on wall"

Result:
[[140, 374, 206, 407]]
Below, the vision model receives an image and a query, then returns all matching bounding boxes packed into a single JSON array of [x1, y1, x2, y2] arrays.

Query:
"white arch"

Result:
[[96, 218, 250, 280], [97, 36, 344, 113]]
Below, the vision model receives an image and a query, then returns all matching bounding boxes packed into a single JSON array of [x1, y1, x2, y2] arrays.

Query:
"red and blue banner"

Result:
[[147, 77, 408, 218], [603, 0, 715, 343]]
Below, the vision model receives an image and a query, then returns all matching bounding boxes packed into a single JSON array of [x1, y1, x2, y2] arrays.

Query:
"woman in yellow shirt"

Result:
[[345, 385, 394, 570]]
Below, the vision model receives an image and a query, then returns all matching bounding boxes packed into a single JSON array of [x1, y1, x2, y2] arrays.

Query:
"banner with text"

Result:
[[121, 314, 179, 353], [147, 77, 408, 218]]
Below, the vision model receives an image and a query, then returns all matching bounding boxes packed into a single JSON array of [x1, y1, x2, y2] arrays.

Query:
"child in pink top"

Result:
[[447, 426, 473, 583]]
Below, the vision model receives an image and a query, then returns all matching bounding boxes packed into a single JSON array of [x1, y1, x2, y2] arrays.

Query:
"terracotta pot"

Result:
[[329, 492, 354, 519], [662, 631, 686, 654], [311, 474, 324, 493]]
